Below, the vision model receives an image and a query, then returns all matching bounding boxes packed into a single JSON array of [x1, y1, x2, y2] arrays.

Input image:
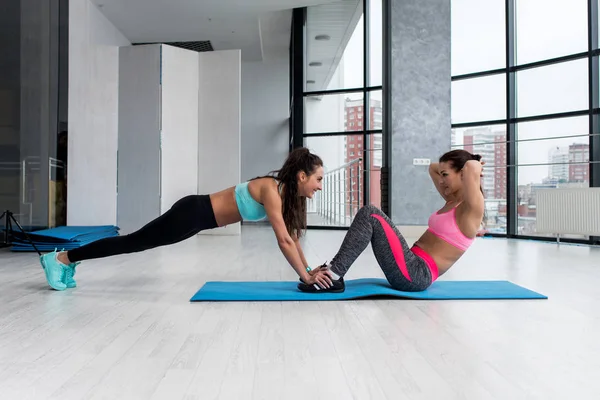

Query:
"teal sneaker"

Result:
[[39, 250, 67, 291], [56, 248, 79, 288], [64, 261, 80, 288]]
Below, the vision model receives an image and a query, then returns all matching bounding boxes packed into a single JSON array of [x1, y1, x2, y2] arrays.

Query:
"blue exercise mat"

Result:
[[190, 278, 548, 301], [8, 225, 120, 252], [10, 225, 119, 243], [10, 233, 120, 252], [11, 231, 119, 246]]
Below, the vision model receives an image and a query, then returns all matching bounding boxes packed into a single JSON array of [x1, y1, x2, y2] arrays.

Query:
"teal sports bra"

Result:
[[235, 181, 268, 221]]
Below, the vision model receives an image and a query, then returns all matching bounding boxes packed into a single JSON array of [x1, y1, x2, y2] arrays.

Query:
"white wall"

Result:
[[198, 50, 241, 235], [68, 0, 130, 226], [68, 2, 288, 231], [241, 53, 289, 181], [160, 45, 199, 213], [117, 44, 200, 235], [117, 45, 161, 235]]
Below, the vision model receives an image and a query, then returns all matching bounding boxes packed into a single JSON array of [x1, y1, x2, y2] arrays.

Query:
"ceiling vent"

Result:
[[133, 41, 214, 53]]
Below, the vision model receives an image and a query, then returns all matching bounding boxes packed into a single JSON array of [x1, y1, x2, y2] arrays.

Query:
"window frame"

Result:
[[290, 0, 387, 230], [451, 0, 600, 245]]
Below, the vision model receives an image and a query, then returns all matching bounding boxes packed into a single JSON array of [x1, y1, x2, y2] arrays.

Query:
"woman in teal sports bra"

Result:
[[39, 147, 335, 291]]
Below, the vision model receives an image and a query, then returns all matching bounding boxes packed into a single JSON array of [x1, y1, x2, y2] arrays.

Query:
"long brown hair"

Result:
[[252, 147, 323, 238]]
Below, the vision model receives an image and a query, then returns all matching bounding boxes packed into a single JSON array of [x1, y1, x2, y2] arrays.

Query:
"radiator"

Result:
[[536, 188, 600, 236]]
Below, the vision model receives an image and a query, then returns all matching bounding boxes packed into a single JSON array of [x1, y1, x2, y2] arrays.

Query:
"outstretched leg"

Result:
[[40, 194, 217, 290], [66, 194, 216, 262], [301, 204, 435, 292]]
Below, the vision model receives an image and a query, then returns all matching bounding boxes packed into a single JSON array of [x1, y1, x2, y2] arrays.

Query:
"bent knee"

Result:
[[358, 204, 380, 217]]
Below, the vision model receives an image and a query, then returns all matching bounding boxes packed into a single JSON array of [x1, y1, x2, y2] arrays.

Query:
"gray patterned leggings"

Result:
[[329, 205, 438, 292]]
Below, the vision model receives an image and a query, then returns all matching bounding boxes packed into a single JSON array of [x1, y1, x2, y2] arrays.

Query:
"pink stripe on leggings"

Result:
[[370, 214, 412, 282], [411, 244, 439, 282]]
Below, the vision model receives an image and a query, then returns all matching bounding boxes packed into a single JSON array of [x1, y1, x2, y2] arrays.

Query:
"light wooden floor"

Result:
[[1, 225, 599, 400]]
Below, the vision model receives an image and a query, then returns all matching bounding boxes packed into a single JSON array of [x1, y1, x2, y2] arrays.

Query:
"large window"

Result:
[[290, 0, 384, 228], [0, 0, 69, 236], [451, 0, 600, 243]]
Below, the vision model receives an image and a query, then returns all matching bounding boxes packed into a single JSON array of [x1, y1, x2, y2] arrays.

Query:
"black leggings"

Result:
[[67, 195, 218, 262]]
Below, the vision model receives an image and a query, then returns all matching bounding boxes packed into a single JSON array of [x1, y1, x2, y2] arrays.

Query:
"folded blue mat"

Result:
[[11, 231, 119, 246], [190, 278, 548, 301], [10, 233, 120, 252], [10, 225, 119, 243], [9, 225, 120, 252]]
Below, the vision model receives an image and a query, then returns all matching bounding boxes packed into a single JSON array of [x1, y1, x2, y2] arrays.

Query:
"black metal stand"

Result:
[[0, 210, 42, 256]]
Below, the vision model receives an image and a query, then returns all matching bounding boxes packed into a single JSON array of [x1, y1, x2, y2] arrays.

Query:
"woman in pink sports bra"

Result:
[[298, 149, 485, 294]]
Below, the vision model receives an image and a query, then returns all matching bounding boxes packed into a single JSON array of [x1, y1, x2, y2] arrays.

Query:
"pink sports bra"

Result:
[[427, 206, 475, 251]]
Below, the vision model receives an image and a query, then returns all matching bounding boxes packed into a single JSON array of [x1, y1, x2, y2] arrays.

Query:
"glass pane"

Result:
[[516, 0, 588, 65], [517, 59, 588, 118], [516, 117, 589, 179], [305, 135, 365, 227], [368, 90, 382, 130], [451, 0, 505, 75], [517, 164, 589, 238], [306, 0, 364, 92], [366, 133, 382, 208], [518, 138, 589, 181], [0, 1, 62, 230], [451, 74, 506, 124], [451, 125, 507, 234], [369, 0, 382, 86], [517, 115, 588, 142], [451, 124, 506, 148], [0, 2, 22, 228], [305, 92, 363, 134]]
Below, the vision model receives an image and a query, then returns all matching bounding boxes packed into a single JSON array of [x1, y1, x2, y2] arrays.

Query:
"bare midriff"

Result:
[[209, 186, 243, 227], [413, 230, 466, 276]]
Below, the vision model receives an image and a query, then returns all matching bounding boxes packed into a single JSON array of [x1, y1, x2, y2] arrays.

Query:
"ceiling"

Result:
[[306, 0, 362, 91], [90, 0, 358, 62]]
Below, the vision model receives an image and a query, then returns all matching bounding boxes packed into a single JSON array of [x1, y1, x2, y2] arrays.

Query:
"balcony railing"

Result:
[[307, 157, 363, 226]]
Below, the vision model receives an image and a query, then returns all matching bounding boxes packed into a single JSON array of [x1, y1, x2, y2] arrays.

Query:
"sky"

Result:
[[315, 0, 592, 185]]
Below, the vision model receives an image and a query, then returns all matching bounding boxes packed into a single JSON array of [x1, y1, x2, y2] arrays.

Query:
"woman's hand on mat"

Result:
[[306, 269, 334, 289]]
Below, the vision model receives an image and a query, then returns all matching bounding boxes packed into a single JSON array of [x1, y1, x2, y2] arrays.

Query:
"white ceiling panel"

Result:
[[305, 0, 362, 91], [90, 0, 354, 61]]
